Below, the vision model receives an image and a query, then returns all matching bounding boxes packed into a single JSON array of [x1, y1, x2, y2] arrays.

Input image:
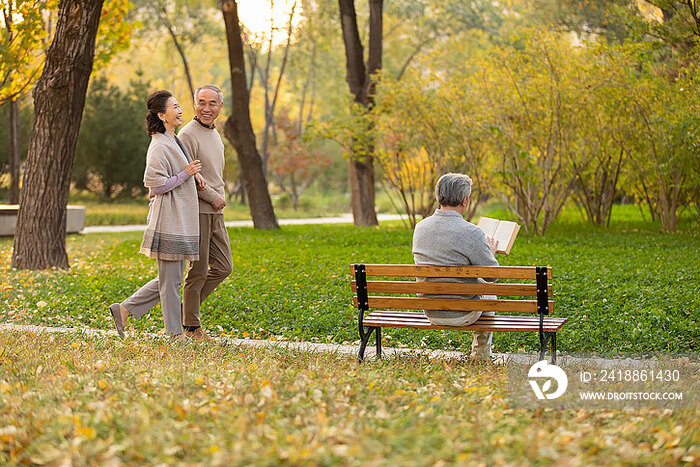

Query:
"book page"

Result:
[[476, 217, 499, 238], [493, 221, 519, 252]]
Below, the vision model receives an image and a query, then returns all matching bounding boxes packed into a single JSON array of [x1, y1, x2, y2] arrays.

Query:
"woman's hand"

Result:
[[194, 174, 207, 191], [185, 159, 201, 176]]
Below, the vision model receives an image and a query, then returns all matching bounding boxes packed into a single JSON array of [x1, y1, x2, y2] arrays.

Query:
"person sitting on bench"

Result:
[[412, 173, 499, 359]]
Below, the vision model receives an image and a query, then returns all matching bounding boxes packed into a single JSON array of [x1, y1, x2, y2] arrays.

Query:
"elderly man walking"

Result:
[[178, 85, 232, 340], [412, 173, 499, 359]]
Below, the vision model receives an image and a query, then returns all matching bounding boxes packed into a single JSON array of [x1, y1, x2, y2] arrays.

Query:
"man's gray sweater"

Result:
[[412, 209, 499, 324]]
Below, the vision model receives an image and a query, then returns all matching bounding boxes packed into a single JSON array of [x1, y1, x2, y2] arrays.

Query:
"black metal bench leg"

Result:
[[358, 327, 377, 363], [375, 327, 382, 359], [539, 333, 551, 361], [539, 333, 557, 363], [358, 330, 369, 363]]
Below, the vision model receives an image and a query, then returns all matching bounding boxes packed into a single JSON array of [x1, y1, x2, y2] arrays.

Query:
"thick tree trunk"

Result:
[[221, 0, 278, 229], [12, 0, 104, 270], [338, 0, 380, 226], [349, 157, 377, 225], [367, 0, 383, 95], [8, 98, 20, 204], [338, 0, 366, 103]]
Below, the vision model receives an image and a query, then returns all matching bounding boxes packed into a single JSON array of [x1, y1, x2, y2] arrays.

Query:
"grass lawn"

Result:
[[0, 331, 696, 465], [0, 205, 698, 354]]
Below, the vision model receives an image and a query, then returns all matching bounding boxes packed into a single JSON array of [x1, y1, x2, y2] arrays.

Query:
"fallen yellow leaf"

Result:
[[664, 437, 680, 449], [555, 431, 577, 445], [174, 405, 186, 420], [76, 425, 96, 440]]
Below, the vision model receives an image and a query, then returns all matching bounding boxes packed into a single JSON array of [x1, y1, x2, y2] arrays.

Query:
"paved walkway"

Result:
[[0, 323, 515, 363], [2, 324, 695, 370], [83, 214, 407, 234]]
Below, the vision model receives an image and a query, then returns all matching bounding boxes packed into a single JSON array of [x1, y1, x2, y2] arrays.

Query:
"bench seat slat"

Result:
[[354, 296, 554, 313], [352, 280, 552, 297], [367, 310, 567, 324], [362, 321, 565, 332], [362, 319, 566, 332], [363, 314, 567, 326], [354, 264, 552, 280], [363, 311, 567, 332]]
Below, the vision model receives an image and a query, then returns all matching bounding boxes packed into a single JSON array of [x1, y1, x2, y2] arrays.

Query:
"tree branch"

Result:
[[395, 37, 433, 81], [154, 3, 195, 101]]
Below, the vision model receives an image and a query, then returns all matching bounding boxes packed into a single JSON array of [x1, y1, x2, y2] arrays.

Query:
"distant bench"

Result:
[[350, 264, 567, 363], [0, 205, 85, 236]]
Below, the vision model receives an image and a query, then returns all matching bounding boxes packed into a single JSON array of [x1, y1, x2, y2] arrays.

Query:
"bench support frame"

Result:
[[354, 264, 559, 363]]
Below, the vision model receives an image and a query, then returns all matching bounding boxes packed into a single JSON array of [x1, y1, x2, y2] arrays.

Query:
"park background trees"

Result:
[[369, 1, 699, 234], [0, 0, 698, 269]]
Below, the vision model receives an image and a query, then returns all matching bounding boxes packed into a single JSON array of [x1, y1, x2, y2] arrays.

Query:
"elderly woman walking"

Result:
[[109, 90, 203, 341]]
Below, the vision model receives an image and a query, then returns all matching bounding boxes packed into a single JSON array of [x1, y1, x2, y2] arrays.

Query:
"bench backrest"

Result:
[[351, 264, 553, 315]]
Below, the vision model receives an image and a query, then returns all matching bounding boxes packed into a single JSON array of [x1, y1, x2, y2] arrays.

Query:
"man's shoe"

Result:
[[109, 303, 125, 338], [171, 333, 191, 342], [184, 327, 212, 342]]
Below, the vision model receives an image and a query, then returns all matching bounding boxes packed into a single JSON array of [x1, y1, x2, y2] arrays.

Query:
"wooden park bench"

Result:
[[351, 264, 567, 363]]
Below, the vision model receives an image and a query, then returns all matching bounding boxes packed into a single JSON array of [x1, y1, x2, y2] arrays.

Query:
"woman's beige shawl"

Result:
[[140, 132, 199, 261]]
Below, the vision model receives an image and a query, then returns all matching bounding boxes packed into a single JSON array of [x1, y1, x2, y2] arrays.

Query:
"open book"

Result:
[[476, 216, 521, 255]]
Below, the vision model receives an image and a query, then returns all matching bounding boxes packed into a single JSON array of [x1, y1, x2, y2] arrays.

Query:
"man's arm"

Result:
[[197, 183, 221, 204], [467, 228, 499, 281]]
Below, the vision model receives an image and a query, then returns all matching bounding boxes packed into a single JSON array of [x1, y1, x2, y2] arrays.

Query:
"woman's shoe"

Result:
[[109, 303, 125, 338]]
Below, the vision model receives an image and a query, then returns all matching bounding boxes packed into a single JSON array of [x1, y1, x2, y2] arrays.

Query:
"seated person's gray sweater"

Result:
[[412, 209, 499, 325]]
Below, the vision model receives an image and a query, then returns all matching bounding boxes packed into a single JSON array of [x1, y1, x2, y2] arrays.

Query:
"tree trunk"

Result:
[[367, 0, 383, 99], [349, 157, 377, 225], [338, 0, 379, 226], [12, 0, 104, 270], [221, 0, 278, 229], [238, 174, 247, 205], [8, 98, 20, 204], [4, 1, 21, 205], [338, 0, 366, 103]]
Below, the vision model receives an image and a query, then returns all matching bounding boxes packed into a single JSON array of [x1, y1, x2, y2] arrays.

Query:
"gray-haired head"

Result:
[[435, 173, 472, 207], [194, 84, 224, 103]]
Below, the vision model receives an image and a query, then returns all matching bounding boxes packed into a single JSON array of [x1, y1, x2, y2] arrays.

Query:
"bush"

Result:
[[73, 75, 150, 199]]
